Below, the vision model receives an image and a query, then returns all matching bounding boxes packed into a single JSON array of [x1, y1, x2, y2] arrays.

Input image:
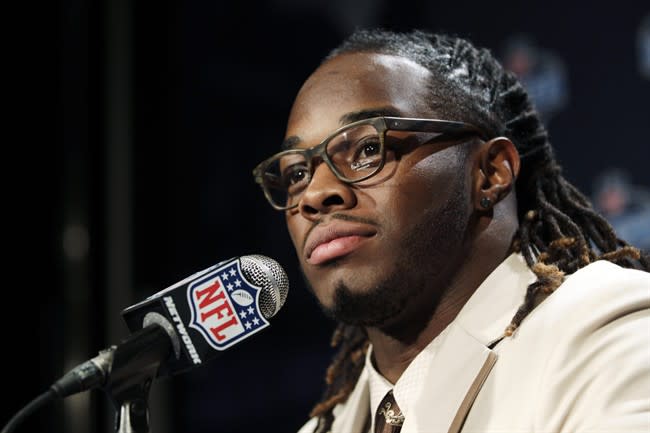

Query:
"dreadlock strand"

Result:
[[546, 175, 564, 211], [555, 179, 621, 252], [310, 325, 368, 427], [560, 176, 595, 207], [598, 246, 641, 264], [506, 280, 542, 335], [522, 210, 549, 255], [329, 323, 346, 347], [499, 83, 529, 113], [504, 258, 567, 337], [504, 109, 539, 134], [536, 202, 564, 241], [312, 411, 334, 433], [309, 384, 356, 418], [537, 188, 586, 244], [517, 219, 533, 258], [546, 237, 580, 267], [583, 221, 608, 252]]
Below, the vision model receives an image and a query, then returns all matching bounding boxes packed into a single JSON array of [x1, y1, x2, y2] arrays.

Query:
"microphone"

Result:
[[50, 254, 289, 399]]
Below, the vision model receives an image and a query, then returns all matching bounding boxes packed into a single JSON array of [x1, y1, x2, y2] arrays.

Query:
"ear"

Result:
[[473, 137, 521, 211]]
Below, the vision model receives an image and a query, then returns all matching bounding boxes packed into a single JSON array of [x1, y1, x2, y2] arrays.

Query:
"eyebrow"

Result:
[[339, 106, 402, 125], [281, 136, 301, 150], [281, 106, 403, 150]]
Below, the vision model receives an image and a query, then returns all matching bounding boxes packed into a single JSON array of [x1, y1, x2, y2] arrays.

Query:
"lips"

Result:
[[304, 221, 377, 265]]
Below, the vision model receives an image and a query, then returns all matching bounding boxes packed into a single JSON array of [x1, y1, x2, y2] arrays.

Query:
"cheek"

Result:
[[397, 149, 467, 203], [285, 213, 303, 252], [411, 146, 466, 183]]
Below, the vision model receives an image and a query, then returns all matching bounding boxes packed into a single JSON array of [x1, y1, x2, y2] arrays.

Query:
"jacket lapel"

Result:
[[331, 368, 371, 433], [403, 324, 497, 433]]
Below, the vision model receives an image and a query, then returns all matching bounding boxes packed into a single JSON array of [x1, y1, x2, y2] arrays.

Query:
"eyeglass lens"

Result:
[[263, 123, 384, 208]]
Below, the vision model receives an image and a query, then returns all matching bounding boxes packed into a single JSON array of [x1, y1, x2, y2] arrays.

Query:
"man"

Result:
[[253, 29, 650, 433]]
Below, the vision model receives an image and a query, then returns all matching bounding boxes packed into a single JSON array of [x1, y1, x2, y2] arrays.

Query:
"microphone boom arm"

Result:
[[103, 324, 172, 433]]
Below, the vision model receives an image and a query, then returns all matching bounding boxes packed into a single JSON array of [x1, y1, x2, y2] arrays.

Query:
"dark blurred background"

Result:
[[6, 1, 650, 432]]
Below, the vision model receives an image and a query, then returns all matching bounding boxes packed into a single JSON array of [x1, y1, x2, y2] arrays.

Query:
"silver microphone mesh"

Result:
[[240, 255, 289, 319]]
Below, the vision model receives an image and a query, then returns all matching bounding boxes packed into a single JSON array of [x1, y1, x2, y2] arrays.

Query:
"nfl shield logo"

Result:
[[187, 258, 269, 350]]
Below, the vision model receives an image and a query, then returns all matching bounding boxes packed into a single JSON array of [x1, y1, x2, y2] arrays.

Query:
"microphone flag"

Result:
[[187, 258, 269, 350], [121, 257, 270, 377]]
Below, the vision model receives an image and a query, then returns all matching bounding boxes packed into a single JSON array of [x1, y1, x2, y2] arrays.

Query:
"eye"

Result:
[[282, 164, 310, 189], [359, 141, 380, 158], [350, 137, 382, 171]]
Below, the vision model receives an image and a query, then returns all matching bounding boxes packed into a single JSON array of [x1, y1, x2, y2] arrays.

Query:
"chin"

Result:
[[320, 279, 407, 327], [312, 278, 371, 312]]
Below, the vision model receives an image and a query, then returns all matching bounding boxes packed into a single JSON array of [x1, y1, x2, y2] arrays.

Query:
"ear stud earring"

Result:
[[480, 196, 492, 209]]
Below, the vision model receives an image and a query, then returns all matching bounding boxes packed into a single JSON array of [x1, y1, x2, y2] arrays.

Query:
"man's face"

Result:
[[284, 52, 476, 328]]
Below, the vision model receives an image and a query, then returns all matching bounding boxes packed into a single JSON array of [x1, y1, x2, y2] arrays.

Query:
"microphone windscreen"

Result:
[[240, 254, 289, 319]]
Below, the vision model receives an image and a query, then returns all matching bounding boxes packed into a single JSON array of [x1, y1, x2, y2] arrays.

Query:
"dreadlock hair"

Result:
[[307, 28, 649, 433]]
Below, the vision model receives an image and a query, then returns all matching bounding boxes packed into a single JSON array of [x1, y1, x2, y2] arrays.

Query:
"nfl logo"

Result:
[[187, 258, 269, 350]]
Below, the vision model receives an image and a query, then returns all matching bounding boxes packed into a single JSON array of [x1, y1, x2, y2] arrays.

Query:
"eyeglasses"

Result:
[[252, 116, 486, 210]]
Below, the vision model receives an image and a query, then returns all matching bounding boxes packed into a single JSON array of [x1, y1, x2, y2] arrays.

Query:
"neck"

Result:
[[366, 207, 517, 384], [365, 258, 485, 384]]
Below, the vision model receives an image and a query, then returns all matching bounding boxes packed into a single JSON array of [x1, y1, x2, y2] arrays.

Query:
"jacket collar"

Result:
[[454, 253, 537, 347]]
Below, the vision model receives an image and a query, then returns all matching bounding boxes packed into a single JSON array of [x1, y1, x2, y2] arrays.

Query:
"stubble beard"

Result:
[[303, 183, 470, 331]]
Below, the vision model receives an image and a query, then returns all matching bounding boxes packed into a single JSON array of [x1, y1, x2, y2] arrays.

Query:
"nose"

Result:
[[298, 162, 356, 218]]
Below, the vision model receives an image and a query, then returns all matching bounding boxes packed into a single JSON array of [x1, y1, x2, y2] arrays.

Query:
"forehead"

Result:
[[286, 52, 434, 148]]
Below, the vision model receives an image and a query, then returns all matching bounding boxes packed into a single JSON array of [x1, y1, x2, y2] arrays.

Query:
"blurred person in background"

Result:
[[593, 167, 650, 253]]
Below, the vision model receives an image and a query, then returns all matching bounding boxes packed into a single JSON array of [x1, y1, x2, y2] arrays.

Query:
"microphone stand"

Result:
[[101, 325, 172, 433]]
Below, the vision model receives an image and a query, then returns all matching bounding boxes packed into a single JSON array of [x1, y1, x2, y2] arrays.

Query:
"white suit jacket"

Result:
[[297, 254, 650, 433]]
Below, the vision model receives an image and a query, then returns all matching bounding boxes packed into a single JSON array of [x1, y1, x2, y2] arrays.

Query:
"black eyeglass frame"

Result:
[[252, 116, 487, 211]]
